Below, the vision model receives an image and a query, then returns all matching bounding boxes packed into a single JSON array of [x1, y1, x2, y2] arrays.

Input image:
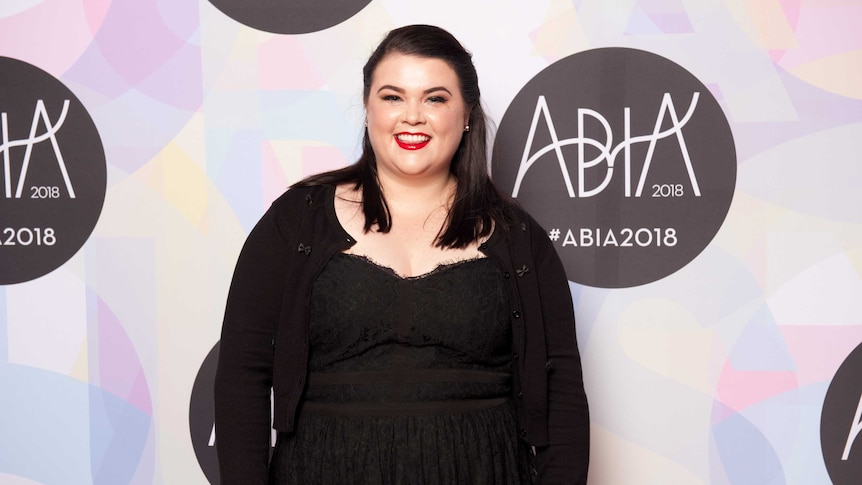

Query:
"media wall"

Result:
[[2, 1, 861, 483]]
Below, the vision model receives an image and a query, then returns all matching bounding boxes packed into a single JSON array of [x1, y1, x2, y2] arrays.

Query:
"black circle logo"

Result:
[[190, 342, 221, 484], [0, 57, 107, 285], [821, 342, 862, 484], [492, 48, 736, 288], [208, 0, 372, 34]]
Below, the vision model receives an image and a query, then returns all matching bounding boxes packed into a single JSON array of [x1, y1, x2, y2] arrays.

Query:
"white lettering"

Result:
[[842, 393, 862, 460], [511, 93, 701, 198], [562, 228, 578, 247], [1, 99, 75, 199]]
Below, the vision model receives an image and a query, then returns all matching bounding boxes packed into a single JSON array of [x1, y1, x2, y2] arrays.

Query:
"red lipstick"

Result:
[[394, 132, 430, 150]]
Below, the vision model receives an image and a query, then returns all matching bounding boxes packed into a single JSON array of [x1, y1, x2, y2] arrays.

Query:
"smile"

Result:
[[394, 133, 431, 150]]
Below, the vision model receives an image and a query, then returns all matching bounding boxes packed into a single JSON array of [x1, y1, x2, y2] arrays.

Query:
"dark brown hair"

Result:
[[295, 24, 509, 248]]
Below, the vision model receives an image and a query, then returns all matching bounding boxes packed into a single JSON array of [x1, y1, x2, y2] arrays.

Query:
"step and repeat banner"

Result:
[[2, 0, 861, 483]]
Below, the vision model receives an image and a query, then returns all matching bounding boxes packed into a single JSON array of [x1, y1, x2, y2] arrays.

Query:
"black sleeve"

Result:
[[530, 222, 590, 484], [214, 202, 289, 485]]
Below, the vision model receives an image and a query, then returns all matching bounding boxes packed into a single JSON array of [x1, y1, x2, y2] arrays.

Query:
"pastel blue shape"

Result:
[[0, 365, 93, 484], [260, 90, 358, 149], [0, 288, 6, 363], [728, 305, 795, 371], [211, 129, 264, 231], [89, 384, 152, 485], [712, 407, 787, 485], [0, 364, 151, 485]]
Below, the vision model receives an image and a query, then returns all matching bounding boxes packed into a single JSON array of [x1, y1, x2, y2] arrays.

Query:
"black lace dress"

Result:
[[268, 252, 534, 484]]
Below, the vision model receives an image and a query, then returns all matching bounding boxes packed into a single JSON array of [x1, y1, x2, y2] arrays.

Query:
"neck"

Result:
[[377, 171, 456, 215]]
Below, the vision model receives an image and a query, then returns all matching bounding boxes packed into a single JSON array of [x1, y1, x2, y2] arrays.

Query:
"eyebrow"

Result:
[[376, 85, 453, 96]]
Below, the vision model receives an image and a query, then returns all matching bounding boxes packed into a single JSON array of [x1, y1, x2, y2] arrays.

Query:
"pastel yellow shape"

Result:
[[742, 0, 798, 49], [786, 49, 862, 100], [136, 143, 209, 231], [266, 140, 306, 186], [617, 298, 718, 394], [69, 341, 89, 383], [531, 0, 587, 60], [590, 425, 708, 485]]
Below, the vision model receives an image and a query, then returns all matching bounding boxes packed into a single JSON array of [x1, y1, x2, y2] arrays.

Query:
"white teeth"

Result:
[[396, 134, 430, 144]]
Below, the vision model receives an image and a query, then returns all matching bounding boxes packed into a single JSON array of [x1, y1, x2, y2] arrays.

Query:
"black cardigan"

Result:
[[214, 184, 589, 484]]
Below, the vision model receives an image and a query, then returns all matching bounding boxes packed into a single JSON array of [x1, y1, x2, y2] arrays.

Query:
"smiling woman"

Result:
[[366, 53, 470, 186], [214, 24, 590, 485]]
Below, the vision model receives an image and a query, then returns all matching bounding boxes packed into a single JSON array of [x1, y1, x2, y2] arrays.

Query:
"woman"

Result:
[[214, 24, 589, 484]]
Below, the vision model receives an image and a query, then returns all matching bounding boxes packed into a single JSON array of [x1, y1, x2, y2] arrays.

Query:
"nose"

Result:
[[402, 100, 424, 125]]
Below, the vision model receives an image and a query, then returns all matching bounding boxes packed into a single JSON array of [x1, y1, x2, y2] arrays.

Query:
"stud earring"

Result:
[[464, 125, 470, 132]]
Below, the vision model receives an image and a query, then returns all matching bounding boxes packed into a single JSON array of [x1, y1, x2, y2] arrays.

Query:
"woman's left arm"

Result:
[[530, 222, 590, 484]]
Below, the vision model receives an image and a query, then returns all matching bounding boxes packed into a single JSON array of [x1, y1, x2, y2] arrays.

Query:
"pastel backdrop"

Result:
[[1, 0, 861, 483]]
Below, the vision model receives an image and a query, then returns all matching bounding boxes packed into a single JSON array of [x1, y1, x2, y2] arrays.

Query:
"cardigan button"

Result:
[[503, 271, 511, 279], [545, 360, 554, 372], [512, 353, 519, 361], [512, 310, 521, 319], [517, 391, 523, 399], [305, 194, 313, 205], [519, 428, 527, 437]]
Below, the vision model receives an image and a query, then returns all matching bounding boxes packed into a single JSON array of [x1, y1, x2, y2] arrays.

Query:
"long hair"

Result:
[[295, 24, 510, 248]]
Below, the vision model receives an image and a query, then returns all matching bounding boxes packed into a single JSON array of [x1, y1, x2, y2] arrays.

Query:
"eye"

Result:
[[382, 94, 401, 102], [427, 96, 447, 104]]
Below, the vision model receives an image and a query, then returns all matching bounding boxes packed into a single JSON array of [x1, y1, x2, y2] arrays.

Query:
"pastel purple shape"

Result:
[[136, 42, 202, 111], [95, 0, 185, 84], [732, 66, 862, 163], [645, 12, 694, 34], [626, 0, 694, 34], [84, 0, 202, 109]]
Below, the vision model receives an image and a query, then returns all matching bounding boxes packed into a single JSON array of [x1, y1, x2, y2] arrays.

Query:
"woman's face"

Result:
[[365, 53, 470, 186]]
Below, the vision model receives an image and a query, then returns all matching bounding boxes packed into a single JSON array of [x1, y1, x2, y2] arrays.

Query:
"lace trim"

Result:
[[339, 252, 490, 280]]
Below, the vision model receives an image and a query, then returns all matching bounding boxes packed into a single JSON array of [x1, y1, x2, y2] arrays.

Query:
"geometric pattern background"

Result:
[[2, 0, 861, 483]]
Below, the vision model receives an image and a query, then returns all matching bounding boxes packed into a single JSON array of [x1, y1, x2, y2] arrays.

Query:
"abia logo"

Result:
[[0, 57, 107, 285], [821, 342, 862, 484], [492, 48, 736, 288], [208, 0, 372, 34]]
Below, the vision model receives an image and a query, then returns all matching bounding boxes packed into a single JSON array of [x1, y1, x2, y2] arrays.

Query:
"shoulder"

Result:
[[269, 183, 334, 213], [496, 198, 550, 241], [254, 184, 335, 240]]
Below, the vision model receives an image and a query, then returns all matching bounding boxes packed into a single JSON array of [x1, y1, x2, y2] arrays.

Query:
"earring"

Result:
[[464, 125, 470, 132]]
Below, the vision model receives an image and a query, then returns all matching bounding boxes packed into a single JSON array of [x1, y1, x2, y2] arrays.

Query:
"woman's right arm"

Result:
[[214, 204, 290, 484]]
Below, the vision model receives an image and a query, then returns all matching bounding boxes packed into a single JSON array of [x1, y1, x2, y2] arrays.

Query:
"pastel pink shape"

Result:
[[258, 37, 325, 90], [780, 325, 862, 387], [714, 360, 798, 419], [773, 2, 862, 68], [0, 0, 102, 75], [97, 298, 152, 415], [302, 146, 349, 178]]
